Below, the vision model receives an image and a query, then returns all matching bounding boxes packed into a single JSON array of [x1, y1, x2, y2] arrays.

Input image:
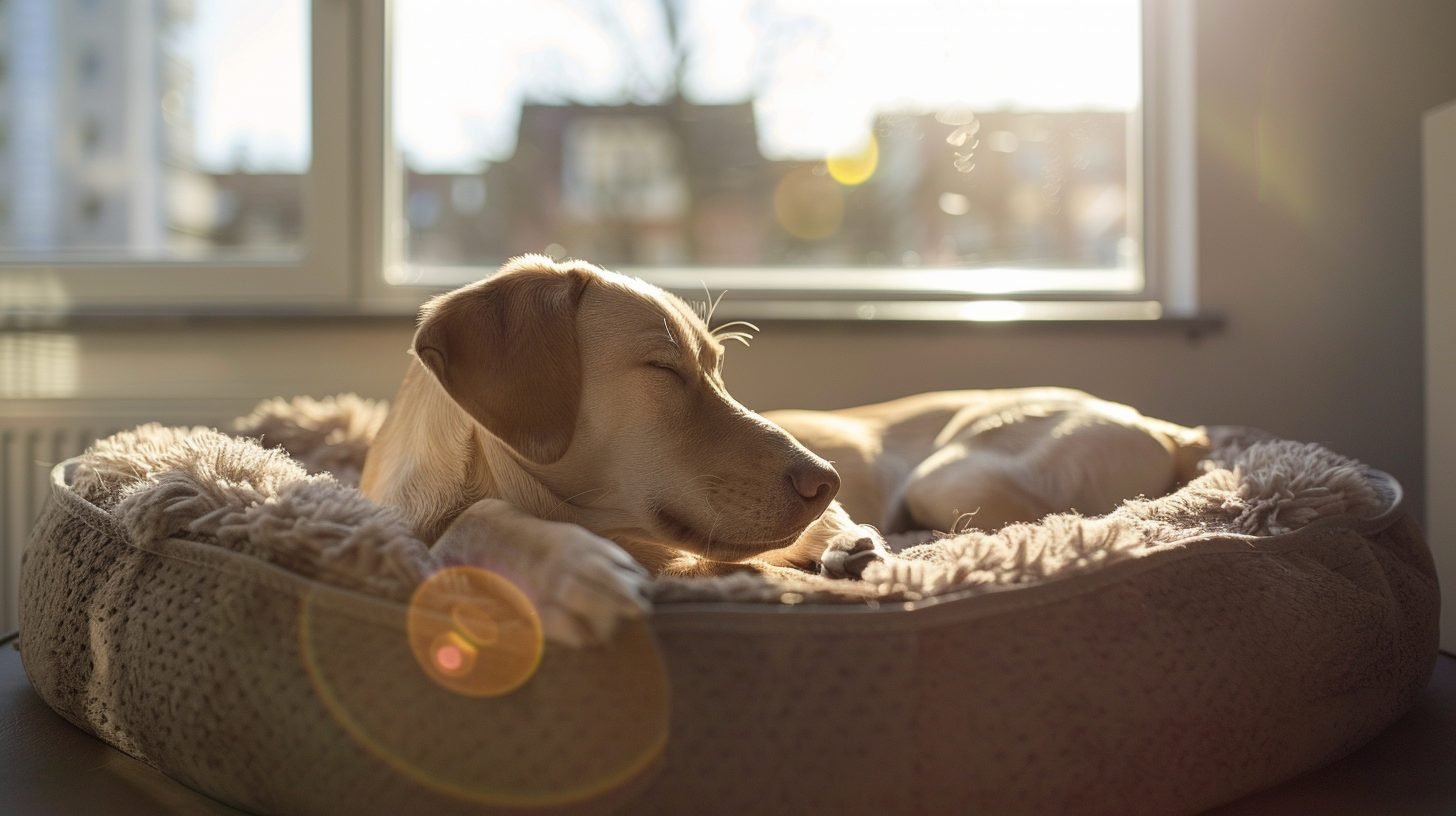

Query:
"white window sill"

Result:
[[0, 300, 1223, 339]]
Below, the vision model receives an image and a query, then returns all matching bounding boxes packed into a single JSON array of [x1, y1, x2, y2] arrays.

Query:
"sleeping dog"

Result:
[[361, 256, 1209, 646]]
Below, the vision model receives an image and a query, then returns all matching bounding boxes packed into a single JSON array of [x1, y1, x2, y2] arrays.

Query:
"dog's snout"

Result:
[[789, 461, 840, 507]]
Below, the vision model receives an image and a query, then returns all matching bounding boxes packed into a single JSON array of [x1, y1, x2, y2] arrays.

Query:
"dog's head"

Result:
[[413, 255, 839, 561]]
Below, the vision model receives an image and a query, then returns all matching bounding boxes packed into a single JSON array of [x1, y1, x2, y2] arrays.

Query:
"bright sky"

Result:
[[191, 0, 1140, 173]]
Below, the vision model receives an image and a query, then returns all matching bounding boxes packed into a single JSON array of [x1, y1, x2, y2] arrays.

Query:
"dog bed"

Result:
[[18, 395, 1438, 815]]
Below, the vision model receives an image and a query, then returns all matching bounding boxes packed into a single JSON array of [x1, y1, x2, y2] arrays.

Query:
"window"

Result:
[[0, 0, 350, 309], [385, 0, 1154, 304], [77, 46, 102, 84], [78, 117, 101, 154], [6, 0, 308, 258], [0, 0, 1195, 317], [77, 193, 103, 226]]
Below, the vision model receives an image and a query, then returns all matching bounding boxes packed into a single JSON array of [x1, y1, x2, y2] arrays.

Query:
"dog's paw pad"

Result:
[[841, 543, 883, 576], [819, 527, 888, 580]]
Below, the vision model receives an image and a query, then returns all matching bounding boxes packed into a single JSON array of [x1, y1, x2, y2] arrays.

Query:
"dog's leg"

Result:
[[760, 500, 889, 580], [902, 413, 1199, 533], [432, 499, 650, 648], [902, 444, 1051, 533]]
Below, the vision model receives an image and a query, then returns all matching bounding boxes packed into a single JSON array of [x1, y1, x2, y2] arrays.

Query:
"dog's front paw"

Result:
[[434, 502, 650, 649], [818, 525, 888, 580], [533, 527, 651, 648]]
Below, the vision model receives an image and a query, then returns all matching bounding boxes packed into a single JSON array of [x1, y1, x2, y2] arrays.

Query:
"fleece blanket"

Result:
[[17, 395, 1439, 816], [231, 396, 1386, 604]]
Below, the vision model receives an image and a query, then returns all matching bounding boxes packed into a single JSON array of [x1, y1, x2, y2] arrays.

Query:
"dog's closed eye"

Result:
[[646, 360, 687, 384]]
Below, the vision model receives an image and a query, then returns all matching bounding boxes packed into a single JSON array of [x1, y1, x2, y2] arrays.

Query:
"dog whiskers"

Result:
[[545, 486, 610, 520], [704, 507, 723, 561], [951, 509, 980, 535], [662, 476, 726, 559], [710, 320, 757, 349], [699, 283, 730, 327], [692, 289, 759, 350], [676, 481, 720, 497], [710, 320, 759, 336]]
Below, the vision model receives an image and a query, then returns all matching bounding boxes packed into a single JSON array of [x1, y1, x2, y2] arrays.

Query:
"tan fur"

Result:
[[768, 387, 1209, 535], [363, 257, 1209, 645], [413, 262, 590, 464]]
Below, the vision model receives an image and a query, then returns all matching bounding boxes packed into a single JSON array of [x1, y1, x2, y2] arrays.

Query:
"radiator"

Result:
[[0, 403, 247, 632]]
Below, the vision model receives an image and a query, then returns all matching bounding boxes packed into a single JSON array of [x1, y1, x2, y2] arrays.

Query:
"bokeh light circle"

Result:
[[773, 167, 845, 240], [826, 134, 879, 186], [296, 565, 670, 809], [407, 566, 543, 697]]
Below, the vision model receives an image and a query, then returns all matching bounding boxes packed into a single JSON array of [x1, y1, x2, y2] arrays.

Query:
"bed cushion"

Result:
[[18, 396, 1439, 815]]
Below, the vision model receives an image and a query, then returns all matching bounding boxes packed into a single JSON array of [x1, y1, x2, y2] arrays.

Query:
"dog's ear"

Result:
[[414, 257, 594, 464]]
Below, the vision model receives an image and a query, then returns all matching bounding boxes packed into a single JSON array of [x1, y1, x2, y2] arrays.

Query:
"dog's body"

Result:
[[767, 388, 1209, 537], [362, 257, 1209, 645]]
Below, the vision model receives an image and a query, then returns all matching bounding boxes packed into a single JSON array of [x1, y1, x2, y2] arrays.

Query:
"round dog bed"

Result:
[[18, 396, 1439, 815]]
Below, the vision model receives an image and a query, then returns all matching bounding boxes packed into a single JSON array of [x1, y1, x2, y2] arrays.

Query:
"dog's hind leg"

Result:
[[901, 444, 1052, 534]]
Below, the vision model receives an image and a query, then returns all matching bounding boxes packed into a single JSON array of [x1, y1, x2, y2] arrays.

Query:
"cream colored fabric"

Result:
[[18, 395, 1439, 815]]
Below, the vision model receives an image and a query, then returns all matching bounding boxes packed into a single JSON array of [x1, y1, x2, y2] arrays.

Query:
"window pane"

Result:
[[393, 0, 1140, 281], [0, 0, 309, 261]]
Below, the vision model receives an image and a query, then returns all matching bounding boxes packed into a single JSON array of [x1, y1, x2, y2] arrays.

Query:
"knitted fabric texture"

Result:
[[17, 394, 1438, 816]]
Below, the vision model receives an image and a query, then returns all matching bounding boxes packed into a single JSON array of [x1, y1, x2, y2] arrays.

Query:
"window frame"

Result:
[[0, 0, 354, 311], [1, 0, 1198, 322], [358, 0, 1198, 321]]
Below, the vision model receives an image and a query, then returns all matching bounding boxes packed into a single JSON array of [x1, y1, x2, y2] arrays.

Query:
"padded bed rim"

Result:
[[45, 459, 1409, 637]]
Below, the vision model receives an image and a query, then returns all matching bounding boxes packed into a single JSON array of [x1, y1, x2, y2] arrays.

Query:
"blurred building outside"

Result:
[[218, 104, 1131, 271], [0, 0, 1134, 274], [0, 0, 218, 257]]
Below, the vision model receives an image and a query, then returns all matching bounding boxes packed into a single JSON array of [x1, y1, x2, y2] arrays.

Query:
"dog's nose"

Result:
[[789, 461, 840, 506]]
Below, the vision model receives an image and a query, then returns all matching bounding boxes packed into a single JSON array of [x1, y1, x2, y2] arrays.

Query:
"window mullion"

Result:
[[356, 0, 415, 310], [305, 0, 356, 305]]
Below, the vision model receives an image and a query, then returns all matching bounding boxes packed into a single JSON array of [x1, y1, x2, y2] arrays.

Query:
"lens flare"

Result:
[[407, 566, 543, 697], [826, 134, 879, 186], [773, 167, 844, 240], [297, 568, 670, 808], [434, 639, 467, 673]]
